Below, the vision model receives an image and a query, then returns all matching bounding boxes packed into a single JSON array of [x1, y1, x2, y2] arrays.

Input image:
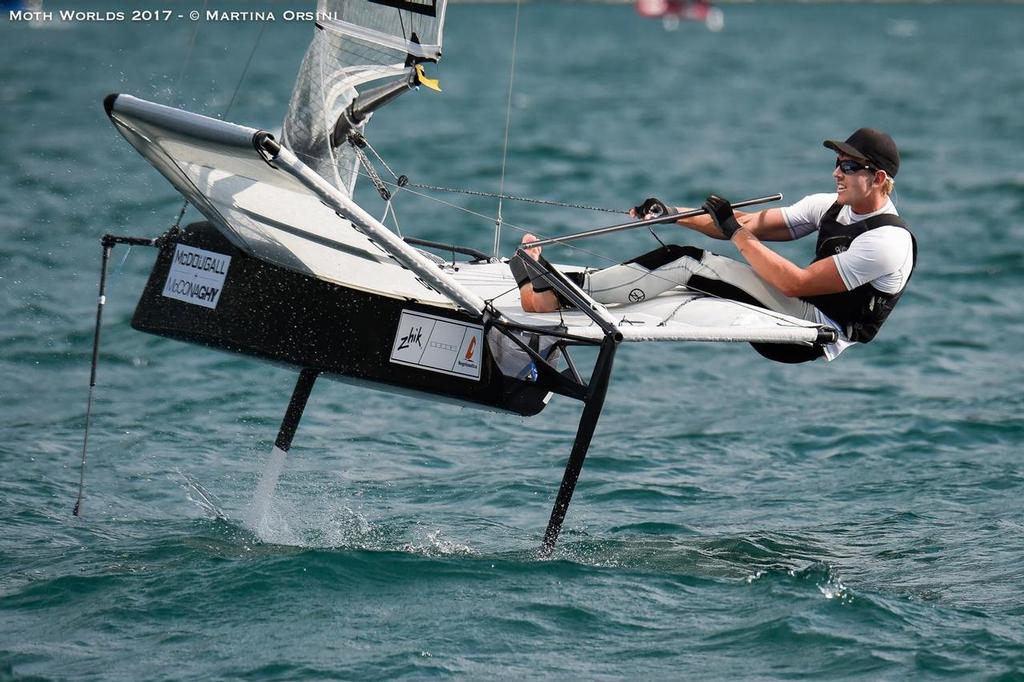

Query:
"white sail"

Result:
[[282, 0, 448, 193]]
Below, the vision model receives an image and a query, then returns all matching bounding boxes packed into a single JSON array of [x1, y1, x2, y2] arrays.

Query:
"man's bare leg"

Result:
[[517, 234, 560, 313]]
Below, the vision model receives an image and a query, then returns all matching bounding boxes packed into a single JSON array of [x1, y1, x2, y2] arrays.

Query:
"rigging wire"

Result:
[[224, 21, 268, 119], [493, 0, 523, 259], [381, 200, 402, 236], [347, 168, 811, 328], [340, 144, 804, 328], [341, 144, 797, 324], [173, 0, 208, 98], [347, 169, 696, 296], [408, 182, 627, 215], [171, 201, 188, 231], [170, 20, 267, 231], [356, 135, 625, 214], [169, 0, 208, 229], [350, 168, 632, 269], [312, 140, 766, 319]]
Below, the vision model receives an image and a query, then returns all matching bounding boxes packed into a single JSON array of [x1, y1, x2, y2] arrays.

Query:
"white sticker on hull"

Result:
[[390, 310, 483, 380], [161, 244, 231, 309]]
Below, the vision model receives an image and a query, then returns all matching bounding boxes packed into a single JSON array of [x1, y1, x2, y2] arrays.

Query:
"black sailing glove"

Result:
[[632, 197, 675, 219], [508, 253, 532, 288], [703, 194, 742, 239]]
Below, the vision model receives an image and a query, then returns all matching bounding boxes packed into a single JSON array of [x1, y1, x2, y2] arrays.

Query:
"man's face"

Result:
[[833, 154, 879, 207]]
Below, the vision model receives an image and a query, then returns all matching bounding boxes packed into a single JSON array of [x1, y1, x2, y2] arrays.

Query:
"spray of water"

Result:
[[244, 445, 288, 533]]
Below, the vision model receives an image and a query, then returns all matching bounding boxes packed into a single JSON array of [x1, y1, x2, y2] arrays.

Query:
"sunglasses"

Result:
[[835, 158, 877, 175]]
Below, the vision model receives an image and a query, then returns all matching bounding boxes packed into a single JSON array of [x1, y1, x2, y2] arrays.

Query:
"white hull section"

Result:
[[451, 261, 826, 346]]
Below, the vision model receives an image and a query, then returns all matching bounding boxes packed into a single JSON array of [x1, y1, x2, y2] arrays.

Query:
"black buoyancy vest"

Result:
[[801, 202, 917, 343]]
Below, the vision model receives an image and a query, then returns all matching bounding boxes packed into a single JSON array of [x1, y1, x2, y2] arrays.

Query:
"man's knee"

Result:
[[625, 244, 704, 271]]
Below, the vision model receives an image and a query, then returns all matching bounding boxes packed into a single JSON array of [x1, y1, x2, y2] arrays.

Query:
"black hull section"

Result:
[[131, 223, 549, 416]]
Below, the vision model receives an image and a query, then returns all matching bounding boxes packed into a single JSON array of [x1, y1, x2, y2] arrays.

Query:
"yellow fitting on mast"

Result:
[[415, 64, 442, 92]]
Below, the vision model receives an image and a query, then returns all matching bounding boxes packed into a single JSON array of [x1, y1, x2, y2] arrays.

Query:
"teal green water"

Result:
[[3, 2, 1024, 679]]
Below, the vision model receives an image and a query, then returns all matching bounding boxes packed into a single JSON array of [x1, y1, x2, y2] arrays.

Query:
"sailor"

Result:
[[510, 128, 916, 362]]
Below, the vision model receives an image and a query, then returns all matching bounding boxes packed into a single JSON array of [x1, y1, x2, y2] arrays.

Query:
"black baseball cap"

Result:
[[824, 128, 900, 177]]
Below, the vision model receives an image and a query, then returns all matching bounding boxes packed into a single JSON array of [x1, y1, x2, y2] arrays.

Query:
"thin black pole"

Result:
[[245, 369, 319, 530], [73, 240, 114, 517], [275, 369, 319, 452], [539, 335, 618, 556], [529, 193, 783, 248]]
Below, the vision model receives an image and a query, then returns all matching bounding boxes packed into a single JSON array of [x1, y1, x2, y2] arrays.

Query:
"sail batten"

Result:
[[318, 18, 442, 59]]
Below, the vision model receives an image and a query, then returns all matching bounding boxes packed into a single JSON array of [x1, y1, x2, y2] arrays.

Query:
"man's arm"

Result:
[[736, 208, 795, 242], [637, 204, 795, 242], [701, 194, 847, 297], [731, 228, 846, 297]]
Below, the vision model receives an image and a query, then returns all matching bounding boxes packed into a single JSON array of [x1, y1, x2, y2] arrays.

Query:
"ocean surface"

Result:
[[2, 2, 1024, 679]]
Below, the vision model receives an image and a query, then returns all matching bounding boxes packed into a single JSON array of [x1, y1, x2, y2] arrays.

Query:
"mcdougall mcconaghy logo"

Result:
[[172, 249, 229, 274], [161, 244, 231, 310]]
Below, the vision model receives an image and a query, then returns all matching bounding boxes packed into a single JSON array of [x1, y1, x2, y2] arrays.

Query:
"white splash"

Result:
[[817, 571, 851, 602], [245, 445, 288, 532], [178, 469, 228, 520], [403, 529, 475, 557]]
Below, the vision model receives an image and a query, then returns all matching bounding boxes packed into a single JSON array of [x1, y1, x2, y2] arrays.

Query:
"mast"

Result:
[[281, 0, 448, 194]]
